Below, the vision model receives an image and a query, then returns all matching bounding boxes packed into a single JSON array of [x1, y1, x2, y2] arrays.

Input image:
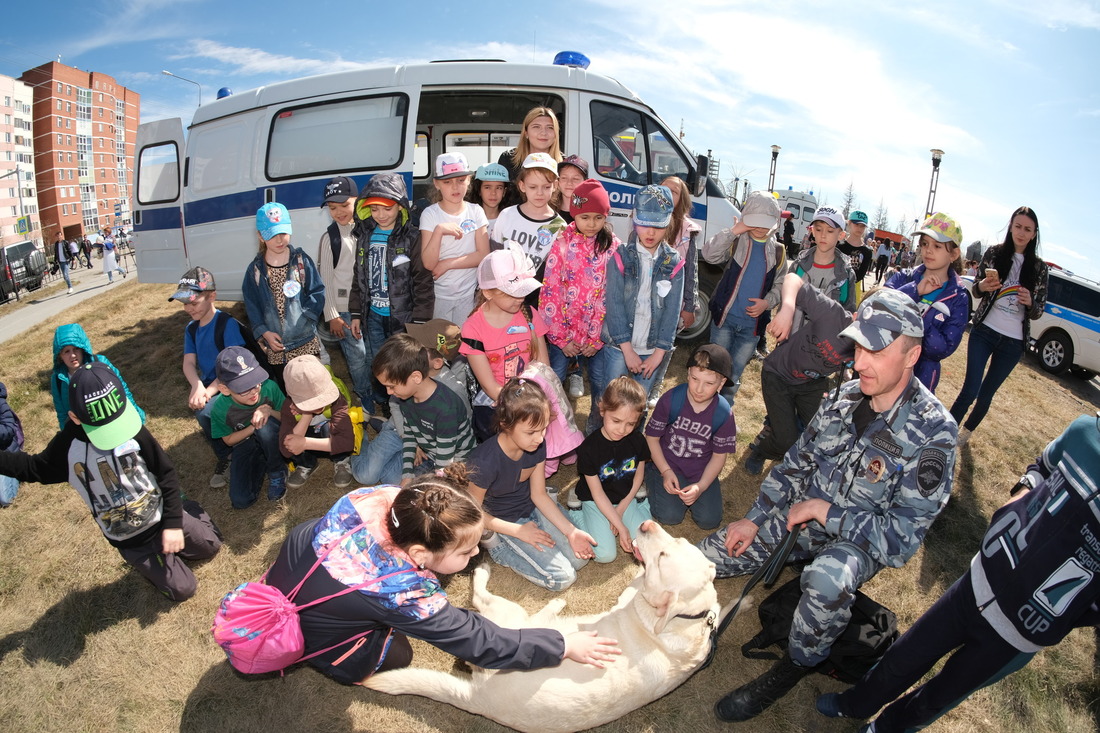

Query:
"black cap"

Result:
[[321, 176, 356, 206]]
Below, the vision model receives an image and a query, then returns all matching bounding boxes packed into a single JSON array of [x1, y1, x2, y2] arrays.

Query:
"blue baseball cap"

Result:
[[633, 185, 674, 228], [256, 203, 293, 241]]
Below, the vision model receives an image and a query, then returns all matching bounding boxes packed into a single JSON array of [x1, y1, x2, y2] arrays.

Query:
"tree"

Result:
[[873, 199, 890, 230], [841, 182, 857, 220]]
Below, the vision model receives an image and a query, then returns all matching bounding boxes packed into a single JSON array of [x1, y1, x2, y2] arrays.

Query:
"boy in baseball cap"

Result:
[[0, 362, 223, 601], [839, 211, 874, 301], [788, 204, 857, 313]]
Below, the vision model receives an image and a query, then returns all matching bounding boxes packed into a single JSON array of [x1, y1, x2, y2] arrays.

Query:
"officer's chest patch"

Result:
[[871, 432, 903, 458], [916, 449, 948, 497]]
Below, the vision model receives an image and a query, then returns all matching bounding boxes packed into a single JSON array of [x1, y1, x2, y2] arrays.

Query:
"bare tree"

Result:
[[873, 199, 890, 230], [841, 182, 857, 220]]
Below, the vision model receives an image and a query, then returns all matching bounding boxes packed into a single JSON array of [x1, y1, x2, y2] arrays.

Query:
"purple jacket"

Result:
[[885, 265, 969, 392]]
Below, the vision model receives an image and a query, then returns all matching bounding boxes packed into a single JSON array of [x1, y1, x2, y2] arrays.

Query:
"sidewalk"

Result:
[[0, 267, 130, 346]]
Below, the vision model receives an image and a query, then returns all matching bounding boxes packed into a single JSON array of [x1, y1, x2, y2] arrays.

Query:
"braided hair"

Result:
[[386, 464, 481, 553]]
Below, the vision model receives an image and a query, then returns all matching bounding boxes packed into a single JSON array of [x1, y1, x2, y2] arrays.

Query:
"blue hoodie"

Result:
[[50, 324, 145, 429]]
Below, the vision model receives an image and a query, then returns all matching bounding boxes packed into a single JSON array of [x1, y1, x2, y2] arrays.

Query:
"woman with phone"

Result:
[[949, 206, 1048, 446]]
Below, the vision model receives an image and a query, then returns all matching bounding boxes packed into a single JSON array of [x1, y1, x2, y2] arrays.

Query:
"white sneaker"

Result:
[[287, 464, 314, 489], [67, 287, 73, 294], [564, 486, 582, 510], [566, 373, 584, 399], [957, 427, 972, 449]]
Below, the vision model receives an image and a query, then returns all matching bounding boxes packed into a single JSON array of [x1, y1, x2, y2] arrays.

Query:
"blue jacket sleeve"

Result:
[[242, 261, 270, 341], [604, 248, 631, 346], [299, 251, 326, 323]]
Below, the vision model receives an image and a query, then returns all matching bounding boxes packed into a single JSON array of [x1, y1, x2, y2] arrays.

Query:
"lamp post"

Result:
[[767, 145, 781, 193], [924, 149, 944, 218], [161, 70, 202, 107]]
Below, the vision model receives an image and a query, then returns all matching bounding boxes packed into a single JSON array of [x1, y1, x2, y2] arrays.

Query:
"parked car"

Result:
[[0, 240, 48, 303], [1030, 267, 1100, 379]]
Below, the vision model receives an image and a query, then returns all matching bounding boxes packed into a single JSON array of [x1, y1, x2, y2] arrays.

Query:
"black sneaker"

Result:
[[209, 457, 230, 489]]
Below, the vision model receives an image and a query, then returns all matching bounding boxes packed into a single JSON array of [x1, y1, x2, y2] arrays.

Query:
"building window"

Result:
[[66, 85, 72, 95], [57, 134, 63, 145], [56, 99, 62, 110], [66, 135, 72, 145], [66, 102, 71, 114], [57, 82, 63, 93], [58, 152, 64, 162], [56, 116, 62, 128]]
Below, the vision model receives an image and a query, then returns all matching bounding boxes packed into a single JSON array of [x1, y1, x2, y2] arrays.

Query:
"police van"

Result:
[[133, 54, 738, 336], [776, 188, 818, 244], [1031, 266, 1100, 379]]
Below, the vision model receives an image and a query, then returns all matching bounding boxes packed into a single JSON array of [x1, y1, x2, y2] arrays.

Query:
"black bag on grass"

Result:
[[741, 576, 898, 683]]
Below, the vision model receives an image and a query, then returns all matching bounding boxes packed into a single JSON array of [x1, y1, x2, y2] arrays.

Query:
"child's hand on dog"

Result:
[[564, 630, 621, 668]]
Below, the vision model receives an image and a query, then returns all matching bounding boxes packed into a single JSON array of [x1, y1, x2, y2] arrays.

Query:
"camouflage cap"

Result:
[[840, 289, 924, 351]]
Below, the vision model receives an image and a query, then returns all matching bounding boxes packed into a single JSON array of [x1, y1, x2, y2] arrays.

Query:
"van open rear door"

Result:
[[133, 118, 188, 284]]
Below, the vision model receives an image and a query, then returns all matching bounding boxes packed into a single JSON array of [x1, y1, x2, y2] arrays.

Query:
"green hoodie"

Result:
[[50, 323, 145, 429]]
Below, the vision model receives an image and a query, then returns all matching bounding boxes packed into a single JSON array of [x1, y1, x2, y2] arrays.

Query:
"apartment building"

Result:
[[19, 61, 139, 240], [0, 75, 39, 248]]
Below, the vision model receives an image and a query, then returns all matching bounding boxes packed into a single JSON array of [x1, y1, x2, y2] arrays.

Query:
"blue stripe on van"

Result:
[[1046, 303, 1100, 334], [136, 173, 414, 231], [600, 180, 709, 220]]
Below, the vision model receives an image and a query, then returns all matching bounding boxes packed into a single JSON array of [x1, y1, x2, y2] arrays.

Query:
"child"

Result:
[[837, 210, 874, 302], [0, 381, 24, 507], [263, 469, 618, 685], [492, 152, 567, 284], [210, 346, 288, 509], [171, 265, 248, 488], [352, 321, 471, 487], [316, 175, 372, 407], [598, 185, 684, 406], [243, 203, 326, 390], [50, 323, 145, 430], [459, 243, 549, 441], [420, 152, 490, 324], [0, 363, 222, 601], [372, 333, 476, 486], [789, 205, 857, 313], [348, 173, 435, 410], [568, 376, 652, 564], [700, 190, 786, 396], [885, 212, 969, 392], [643, 344, 736, 529], [467, 377, 594, 590], [539, 179, 617, 400], [554, 154, 588, 224], [742, 273, 859, 475], [468, 164, 511, 239], [279, 355, 355, 490]]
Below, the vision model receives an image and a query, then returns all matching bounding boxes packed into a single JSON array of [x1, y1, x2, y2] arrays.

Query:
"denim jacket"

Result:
[[242, 246, 326, 352], [602, 239, 684, 352]]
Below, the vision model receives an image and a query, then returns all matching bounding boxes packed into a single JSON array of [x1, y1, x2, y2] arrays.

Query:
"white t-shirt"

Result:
[[492, 205, 566, 273], [419, 202, 487, 299], [982, 253, 1026, 340]]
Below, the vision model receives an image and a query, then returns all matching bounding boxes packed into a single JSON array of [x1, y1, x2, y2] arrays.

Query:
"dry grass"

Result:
[[1, 280, 1098, 732]]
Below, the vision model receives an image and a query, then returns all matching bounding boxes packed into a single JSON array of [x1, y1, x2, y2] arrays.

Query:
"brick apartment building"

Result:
[[19, 62, 139, 242], [0, 75, 39, 249]]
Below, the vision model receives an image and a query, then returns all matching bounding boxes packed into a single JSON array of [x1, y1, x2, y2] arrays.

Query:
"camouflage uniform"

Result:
[[699, 374, 956, 666]]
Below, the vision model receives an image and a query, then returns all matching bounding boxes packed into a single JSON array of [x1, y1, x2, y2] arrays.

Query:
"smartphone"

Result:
[[985, 268, 998, 280]]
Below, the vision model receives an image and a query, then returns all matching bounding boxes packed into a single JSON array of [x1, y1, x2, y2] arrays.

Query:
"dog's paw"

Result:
[[542, 598, 567, 617]]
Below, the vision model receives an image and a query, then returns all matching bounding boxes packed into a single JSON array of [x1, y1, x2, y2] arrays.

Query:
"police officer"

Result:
[[699, 289, 957, 723]]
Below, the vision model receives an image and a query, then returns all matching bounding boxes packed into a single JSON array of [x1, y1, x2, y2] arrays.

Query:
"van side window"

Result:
[[137, 142, 180, 205], [1049, 275, 1100, 318], [443, 131, 519, 171], [591, 101, 690, 186], [266, 94, 408, 180]]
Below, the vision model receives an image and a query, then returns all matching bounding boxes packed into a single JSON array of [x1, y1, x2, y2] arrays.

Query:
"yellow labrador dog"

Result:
[[365, 521, 724, 733]]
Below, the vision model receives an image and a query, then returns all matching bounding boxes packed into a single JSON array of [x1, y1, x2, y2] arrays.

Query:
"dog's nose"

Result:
[[639, 520, 654, 533]]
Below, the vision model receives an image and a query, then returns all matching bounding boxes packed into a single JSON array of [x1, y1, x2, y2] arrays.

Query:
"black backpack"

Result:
[[741, 576, 898, 683], [187, 310, 266, 368]]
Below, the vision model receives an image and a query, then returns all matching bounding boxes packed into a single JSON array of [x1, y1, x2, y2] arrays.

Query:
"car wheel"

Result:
[[1036, 330, 1073, 375]]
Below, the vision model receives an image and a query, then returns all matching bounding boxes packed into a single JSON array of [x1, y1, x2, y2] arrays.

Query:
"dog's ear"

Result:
[[651, 589, 680, 635]]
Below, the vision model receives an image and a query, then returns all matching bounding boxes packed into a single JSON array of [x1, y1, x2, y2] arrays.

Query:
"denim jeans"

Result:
[[568, 497, 652, 564], [194, 400, 232, 461], [228, 419, 285, 508], [710, 317, 760, 397], [59, 261, 72, 288], [487, 508, 587, 591], [643, 464, 722, 529], [949, 323, 1023, 431], [547, 342, 606, 400], [0, 473, 18, 506], [350, 419, 402, 486], [359, 309, 395, 408], [591, 343, 663, 433]]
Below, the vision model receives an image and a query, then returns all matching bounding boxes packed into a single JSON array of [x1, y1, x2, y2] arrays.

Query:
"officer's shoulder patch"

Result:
[[916, 449, 948, 497]]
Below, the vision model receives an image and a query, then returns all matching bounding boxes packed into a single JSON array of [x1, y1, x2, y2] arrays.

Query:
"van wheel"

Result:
[[1037, 330, 1073, 375], [677, 293, 711, 345]]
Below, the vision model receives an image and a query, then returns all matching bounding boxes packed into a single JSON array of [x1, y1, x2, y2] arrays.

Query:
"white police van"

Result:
[[1031, 266, 1100, 379], [776, 188, 818, 244], [133, 54, 738, 337]]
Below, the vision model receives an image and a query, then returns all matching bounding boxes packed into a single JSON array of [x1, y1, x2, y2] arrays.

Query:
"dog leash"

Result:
[[698, 527, 800, 670]]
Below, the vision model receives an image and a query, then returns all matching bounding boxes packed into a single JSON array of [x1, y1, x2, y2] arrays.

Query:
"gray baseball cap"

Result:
[[840, 289, 924, 351]]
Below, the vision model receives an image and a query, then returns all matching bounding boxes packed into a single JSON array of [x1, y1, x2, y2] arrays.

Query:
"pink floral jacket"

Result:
[[539, 223, 619, 351]]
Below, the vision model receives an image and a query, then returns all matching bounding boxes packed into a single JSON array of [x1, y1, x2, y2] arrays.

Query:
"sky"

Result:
[[3, 0, 1099, 281]]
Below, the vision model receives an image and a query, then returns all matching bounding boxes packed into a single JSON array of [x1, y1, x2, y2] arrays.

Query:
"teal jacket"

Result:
[[50, 324, 145, 429]]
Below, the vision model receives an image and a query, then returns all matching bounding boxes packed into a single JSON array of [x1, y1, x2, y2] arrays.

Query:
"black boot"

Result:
[[714, 653, 813, 722]]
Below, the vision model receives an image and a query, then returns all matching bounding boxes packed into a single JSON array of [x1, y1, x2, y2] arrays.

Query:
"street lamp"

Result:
[[767, 145, 781, 193], [161, 70, 202, 107], [924, 149, 944, 218]]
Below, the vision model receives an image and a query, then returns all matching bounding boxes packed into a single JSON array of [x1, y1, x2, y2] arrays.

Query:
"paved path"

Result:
[[0, 267, 131, 345]]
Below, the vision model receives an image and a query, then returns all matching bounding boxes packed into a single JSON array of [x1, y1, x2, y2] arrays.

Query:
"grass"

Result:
[[1, 280, 1098, 732]]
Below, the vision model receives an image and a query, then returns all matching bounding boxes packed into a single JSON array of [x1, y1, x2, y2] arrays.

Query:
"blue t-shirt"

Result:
[[369, 228, 391, 316], [468, 435, 546, 522], [183, 310, 247, 384], [728, 239, 768, 326]]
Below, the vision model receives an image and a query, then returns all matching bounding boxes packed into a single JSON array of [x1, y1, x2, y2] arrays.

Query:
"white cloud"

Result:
[[173, 40, 368, 78]]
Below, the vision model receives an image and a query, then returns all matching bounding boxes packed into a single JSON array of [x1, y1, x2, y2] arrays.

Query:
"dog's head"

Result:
[[632, 521, 718, 635]]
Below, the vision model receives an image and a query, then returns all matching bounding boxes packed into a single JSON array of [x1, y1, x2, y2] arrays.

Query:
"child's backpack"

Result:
[[740, 575, 898, 683], [188, 310, 266, 369], [665, 383, 731, 436], [212, 522, 395, 675]]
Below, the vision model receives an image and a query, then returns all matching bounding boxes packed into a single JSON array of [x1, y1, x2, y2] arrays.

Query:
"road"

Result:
[[0, 267, 130, 346]]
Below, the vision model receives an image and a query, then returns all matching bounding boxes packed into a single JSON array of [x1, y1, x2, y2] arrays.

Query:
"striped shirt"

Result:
[[400, 379, 475, 478]]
